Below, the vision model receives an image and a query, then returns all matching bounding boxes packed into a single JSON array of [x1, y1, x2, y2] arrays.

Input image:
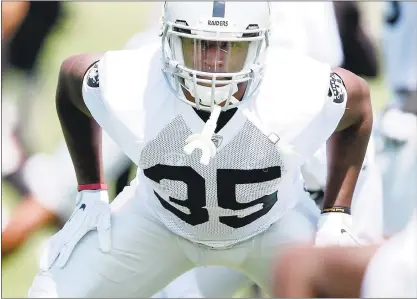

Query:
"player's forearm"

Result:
[[274, 246, 329, 298], [275, 262, 318, 297], [316, 246, 379, 298], [323, 117, 371, 209], [56, 58, 105, 185], [57, 105, 104, 185], [323, 69, 373, 209], [275, 245, 378, 298], [1, 2, 29, 40]]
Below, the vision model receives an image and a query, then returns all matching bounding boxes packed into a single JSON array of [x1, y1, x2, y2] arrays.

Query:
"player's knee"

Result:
[[28, 271, 59, 298], [28, 269, 91, 298]]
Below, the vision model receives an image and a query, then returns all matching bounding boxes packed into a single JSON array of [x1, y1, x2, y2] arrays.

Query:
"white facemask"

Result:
[[184, 79, 238, 107]]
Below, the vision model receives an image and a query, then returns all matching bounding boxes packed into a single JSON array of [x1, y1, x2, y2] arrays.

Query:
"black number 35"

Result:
[[144, 164, 281, 228]]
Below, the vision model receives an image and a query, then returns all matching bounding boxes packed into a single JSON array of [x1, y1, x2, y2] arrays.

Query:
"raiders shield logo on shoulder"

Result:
[[87, 63, 99, 88], [328, 72, 346, 104], [211, 134, 223, 148]]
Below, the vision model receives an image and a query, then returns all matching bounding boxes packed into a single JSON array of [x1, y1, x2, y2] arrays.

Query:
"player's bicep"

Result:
[[58, 53, 103, 116], [331, 67, 372, 132]]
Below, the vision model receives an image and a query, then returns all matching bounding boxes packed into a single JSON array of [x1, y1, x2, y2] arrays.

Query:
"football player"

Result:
[[1, 1, 29, 41], [1, 6, 152, 257], [333, 1, 379, 79], [124, 3, 384, 248], [149, 3, 384, 297], [1, 1, 66, 254], [269, 1, 343, 68], [273, 207, 416, 298], [377, 1, 417, 236], [28, 2, 373, 297], [1, 101, 50, 255]]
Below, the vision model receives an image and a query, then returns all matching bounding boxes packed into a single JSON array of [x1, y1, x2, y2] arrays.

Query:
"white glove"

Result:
[[315, 210, 361, 246], [42, 190, 111, 269]]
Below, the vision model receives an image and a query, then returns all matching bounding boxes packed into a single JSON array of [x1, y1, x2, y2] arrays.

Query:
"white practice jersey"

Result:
[[82, 44, 346, 248], [382, 1, 417, 91], [361, 209, 417, 298]]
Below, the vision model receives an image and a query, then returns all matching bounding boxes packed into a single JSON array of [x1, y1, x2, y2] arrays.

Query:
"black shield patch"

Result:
[[86, 63, 99, 88], [328, 72, 346, 104]]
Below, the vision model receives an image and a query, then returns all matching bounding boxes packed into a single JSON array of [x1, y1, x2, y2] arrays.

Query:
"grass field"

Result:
[[1, 3, 388, 298]]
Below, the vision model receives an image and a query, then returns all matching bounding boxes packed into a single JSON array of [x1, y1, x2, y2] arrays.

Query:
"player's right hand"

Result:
[[41, 190, 111, 269]]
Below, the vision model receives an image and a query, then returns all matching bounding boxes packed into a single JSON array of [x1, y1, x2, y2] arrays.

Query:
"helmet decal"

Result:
[[212, 1, 226, 18]]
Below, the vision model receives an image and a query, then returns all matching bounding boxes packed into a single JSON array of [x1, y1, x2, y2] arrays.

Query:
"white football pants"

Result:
[[154, 141, 385, 299], [28, 178, 319, 297], [25, 132, 384, 298]]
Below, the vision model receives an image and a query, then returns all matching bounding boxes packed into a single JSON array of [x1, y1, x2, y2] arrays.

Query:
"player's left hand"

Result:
[[315, 210, 361, 246]]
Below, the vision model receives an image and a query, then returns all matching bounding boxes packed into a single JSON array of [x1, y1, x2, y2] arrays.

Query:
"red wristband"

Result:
[[77, 183, 108, 192]]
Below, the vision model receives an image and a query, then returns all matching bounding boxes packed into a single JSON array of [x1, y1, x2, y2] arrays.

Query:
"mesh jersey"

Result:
[[82, 44, 346, 247]]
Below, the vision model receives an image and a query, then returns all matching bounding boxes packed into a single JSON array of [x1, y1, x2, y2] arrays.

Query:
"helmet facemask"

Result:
[[162, 20, 269, 111]]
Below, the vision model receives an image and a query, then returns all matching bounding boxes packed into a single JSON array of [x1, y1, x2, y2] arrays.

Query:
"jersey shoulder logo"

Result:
[[86, 63, 99, 88], [328, 72, 346, 104]]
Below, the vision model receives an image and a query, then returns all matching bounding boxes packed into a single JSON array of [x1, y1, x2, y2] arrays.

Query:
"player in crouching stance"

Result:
[[273, 208, 417, 298], [28, 2, 372, 297]]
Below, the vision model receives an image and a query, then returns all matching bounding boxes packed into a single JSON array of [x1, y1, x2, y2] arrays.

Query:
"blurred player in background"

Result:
[[376, 1, 417, 236], [272, 5, 417, 294], [2, 1, 65, 255], [273, 207, 416, 298], [1, 1, 29, 41], [1, 3, 152, 257], [333, 1, 379, 79], [3, 1, 65, 151], [2, 0, 30, 240]]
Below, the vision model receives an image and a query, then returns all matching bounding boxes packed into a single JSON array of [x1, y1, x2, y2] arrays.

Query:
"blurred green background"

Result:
[[2, 3, 155, 297], [2, 2, 388, 298]]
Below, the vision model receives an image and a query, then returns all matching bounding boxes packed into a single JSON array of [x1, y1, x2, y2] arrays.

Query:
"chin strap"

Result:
[[184, 105, 222, 165]]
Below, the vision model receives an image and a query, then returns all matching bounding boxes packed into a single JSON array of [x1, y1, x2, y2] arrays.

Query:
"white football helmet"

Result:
[[161, 1, 271, 111]]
